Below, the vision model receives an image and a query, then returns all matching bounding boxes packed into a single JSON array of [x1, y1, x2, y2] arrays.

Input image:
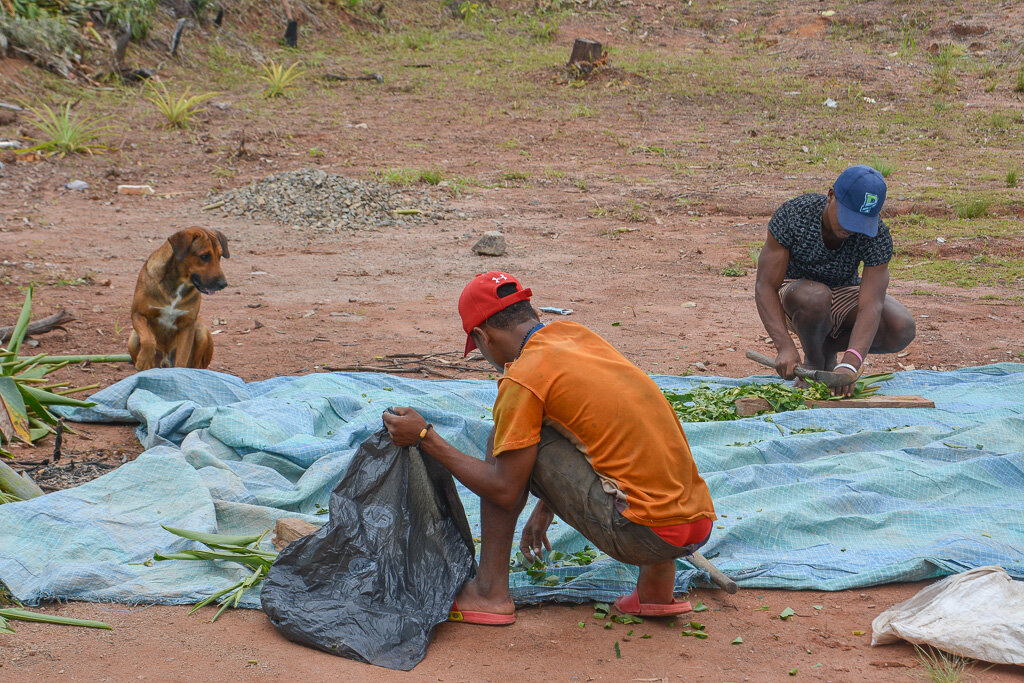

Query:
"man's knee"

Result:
[[879, 314, 916, 353], [785, 281, 832, 323]]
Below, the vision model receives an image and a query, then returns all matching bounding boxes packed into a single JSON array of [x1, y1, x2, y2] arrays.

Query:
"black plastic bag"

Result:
[[261, 428, 476, 670]]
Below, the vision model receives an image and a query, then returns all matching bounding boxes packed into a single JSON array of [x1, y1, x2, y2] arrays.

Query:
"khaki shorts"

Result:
[[779, 279, 860, 340], [528, 427, 710, 566]]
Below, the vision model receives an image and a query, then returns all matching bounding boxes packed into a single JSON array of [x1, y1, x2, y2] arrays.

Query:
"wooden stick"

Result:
[[685, 551, 738, 594]]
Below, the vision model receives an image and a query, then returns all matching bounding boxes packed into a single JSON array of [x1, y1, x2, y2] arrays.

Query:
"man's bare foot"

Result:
[[636, 561, 676, 604], [454, 578, 515, 615]]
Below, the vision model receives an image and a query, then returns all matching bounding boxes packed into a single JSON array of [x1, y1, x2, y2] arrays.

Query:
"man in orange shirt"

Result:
[[383, 272, 716, 625]]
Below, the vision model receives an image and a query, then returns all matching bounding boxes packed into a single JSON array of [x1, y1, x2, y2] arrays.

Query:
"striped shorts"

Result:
[[778, 279, 860, 340]]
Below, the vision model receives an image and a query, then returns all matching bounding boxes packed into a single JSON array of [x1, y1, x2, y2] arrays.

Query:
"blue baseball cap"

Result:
[[833, 165, 887, 237]]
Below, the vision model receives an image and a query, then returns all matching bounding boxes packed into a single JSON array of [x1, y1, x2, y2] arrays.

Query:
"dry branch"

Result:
[[0, 309, 75, 343]]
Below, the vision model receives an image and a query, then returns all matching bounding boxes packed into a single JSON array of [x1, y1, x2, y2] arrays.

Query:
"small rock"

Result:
[[117, 184, 154, 195], [65, 180, 89, 191], [695, 362, 708, 372], [0, 109, 17, 126], [472, 231, 507, 257]]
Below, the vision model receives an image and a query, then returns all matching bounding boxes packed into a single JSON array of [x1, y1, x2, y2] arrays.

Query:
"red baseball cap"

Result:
[[458, 272, 532, 356]]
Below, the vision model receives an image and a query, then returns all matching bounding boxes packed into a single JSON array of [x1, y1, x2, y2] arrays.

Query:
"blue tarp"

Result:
[[0, 364, 1021, 607]]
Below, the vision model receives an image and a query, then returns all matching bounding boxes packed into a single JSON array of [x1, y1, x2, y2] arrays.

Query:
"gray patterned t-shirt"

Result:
[[767, 193, 893, 288]]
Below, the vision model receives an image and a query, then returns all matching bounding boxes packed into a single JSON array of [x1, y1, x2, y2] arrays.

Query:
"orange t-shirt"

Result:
[[492, 321, 716, 527]]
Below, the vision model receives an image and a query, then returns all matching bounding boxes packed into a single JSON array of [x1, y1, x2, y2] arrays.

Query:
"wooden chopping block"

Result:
[[272, 517, 321, 551], [735, 395, 934, 417]]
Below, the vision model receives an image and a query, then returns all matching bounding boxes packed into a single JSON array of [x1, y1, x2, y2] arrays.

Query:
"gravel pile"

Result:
[[211, 168, 449, 232]]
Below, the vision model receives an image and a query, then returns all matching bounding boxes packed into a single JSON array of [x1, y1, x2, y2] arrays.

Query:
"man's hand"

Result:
[[519, 501, 554, 564], [774, 347, 801, 380], [381, 406, 429, 447], [831, 366, 859, 397]]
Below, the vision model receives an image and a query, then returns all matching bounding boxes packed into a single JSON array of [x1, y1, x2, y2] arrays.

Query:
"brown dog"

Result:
[[128, 228, 229, 371]]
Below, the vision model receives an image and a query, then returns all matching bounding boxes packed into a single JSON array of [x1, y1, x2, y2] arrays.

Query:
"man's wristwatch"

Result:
[[416, 424, 433, 447]]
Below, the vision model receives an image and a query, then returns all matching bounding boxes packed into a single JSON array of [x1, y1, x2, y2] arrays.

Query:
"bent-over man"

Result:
[[383, 272, 716, 624], [755, 165, 915, 394]]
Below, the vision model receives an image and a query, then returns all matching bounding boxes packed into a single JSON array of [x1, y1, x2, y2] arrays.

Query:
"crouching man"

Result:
[[755, 165, 915, 394], [383, 272, 716, 625]]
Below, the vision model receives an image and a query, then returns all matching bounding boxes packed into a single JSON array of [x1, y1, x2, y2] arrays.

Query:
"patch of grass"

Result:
[[145, 81, 217, 128], [380, 167, 443, 186], [989, 109, 1013, 130], [1014, 68, 1024, 94], [930, 45, 962, 94], [23, 102, 112, 157], [870, 157, 896, 178], [525, 16, 558, 43], [418, 167, 442, 185], [622, 200, 648, 223], [212, 165, 238, 178], [1007, 168, 1019, 189], [260, 60, 304, 98], [913, 645, 977, 683], [953, 196, 991, 219], [568, 103, 596, 119], [500, 170, 531, 182], [574, 178, 588, 191], [891, 254, 1024, 288], [720, 264, 748, 277], [889, 214, 1020, 242], [631, 143, 670, 157]]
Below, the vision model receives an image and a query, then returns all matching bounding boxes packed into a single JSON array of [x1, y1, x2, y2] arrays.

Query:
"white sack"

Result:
[[871, 566, 1024, 665]]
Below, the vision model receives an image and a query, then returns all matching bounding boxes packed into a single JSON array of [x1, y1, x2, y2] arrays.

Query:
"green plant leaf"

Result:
[[692, 599, 708, 612], [4, 285, 34, 358], [0, 377, 31, 443], [779, 607, 795, 620], [731, 636, 743, 644], [0, 607, 110, 630]]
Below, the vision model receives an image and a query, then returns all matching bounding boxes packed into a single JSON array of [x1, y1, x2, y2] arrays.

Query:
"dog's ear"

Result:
[[212, 230, 229, 258], [167, 230, 196, 262]]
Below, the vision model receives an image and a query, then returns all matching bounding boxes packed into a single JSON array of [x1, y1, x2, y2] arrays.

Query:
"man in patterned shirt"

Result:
[[755, 165, 916, 394]]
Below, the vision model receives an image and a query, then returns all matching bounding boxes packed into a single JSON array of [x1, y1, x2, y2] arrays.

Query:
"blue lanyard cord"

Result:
[[517, 323, 545, 358]]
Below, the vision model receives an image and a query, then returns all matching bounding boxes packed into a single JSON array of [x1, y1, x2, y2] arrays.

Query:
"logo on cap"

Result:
[[859, 193, 878, 214], [491, 274, 508, 284]]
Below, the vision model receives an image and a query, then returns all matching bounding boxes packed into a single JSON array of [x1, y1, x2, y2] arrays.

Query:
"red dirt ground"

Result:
[[1, 0, 1022, 678]]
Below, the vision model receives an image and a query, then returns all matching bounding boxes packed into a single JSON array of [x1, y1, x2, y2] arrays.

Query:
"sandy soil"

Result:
[[1, 0, 1022, 678]]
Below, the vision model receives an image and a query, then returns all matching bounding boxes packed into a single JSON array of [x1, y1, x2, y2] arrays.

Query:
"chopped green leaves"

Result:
[[731, 636, 743, 644], [779, 607, 795, 620], [614, 641, 621, 658], [692, 599, 708, 612], [665, 373, 893, 423]]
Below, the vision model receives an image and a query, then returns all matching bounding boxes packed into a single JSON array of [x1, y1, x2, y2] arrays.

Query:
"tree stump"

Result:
[[568, 38, 602, 65]]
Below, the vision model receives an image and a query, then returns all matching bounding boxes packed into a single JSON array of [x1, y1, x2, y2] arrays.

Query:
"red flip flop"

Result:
[[447, 598, 516, 626], [614, 589, 693, 617]]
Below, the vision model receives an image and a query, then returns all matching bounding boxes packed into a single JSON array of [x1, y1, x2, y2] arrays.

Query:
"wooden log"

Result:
[[806, 395, 935, 410], [0, 309, 75, 344], [734, 395, 935, 417], [272, 517, 320, 551], [735, 396, 771, 417], [568, 38, 602, 65]]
